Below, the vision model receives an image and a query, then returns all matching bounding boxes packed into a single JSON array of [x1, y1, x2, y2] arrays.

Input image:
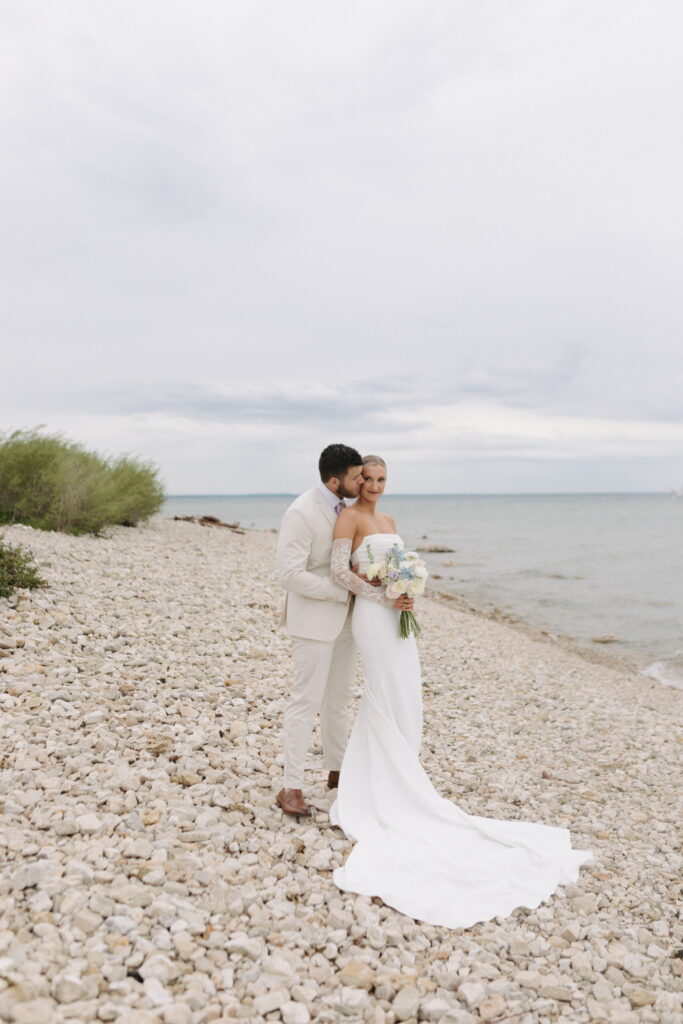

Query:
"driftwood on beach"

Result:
[[173, 514, 245, 534]]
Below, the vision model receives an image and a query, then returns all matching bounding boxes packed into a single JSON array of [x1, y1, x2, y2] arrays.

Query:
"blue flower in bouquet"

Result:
[[366, 543, 429, 637]]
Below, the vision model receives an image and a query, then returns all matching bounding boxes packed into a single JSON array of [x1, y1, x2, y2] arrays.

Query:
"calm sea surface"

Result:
[[163, 494, 683, 689]]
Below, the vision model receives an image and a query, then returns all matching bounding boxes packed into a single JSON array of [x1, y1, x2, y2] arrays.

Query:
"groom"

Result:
[[275, 444, 364, 817]]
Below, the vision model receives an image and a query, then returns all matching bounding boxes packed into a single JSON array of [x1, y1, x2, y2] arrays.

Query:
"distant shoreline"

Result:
[[160, 512, 681, 693], [166, 491, 672, 498], [161, 494, 683, 689]]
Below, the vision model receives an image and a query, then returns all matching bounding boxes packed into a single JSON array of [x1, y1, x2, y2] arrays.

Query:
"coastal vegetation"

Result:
[[0, 428, 165, 535], [0, 536, 45, 599]]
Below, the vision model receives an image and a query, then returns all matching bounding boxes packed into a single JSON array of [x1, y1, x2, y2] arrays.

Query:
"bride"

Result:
[[329, 455, 592, 929]]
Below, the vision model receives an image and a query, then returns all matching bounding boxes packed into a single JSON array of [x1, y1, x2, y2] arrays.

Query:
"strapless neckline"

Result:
[[351, 532, 400, 560]]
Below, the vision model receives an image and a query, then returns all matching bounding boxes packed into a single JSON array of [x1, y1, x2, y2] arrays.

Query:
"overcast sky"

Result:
[[2, 0, 682, 494]]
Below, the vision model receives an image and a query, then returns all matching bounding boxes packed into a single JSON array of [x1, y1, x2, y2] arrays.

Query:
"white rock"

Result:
[[335, 987, 371, 1013], [337, 961, 374, 990], [538, 983, 573, 1002], [419, 996, 453, 1021], [622, 953, 648, 978], [84, 710, 105, 725], [72, 908, 102, 934], [172, 931, 195, 959], [456, 981, 486, 1008], [281, 1001, 311, 1024], [225, 935, 262, 959], [106, 915, 137, 935], [161, 1006, 193, 1024], [122, 838, 153, 859], [264, 955, 295, 978], [76, 812, 102, 833], [52, 972, 86, 1003], [140, 953, 178, 983], [11, 862, 53, 891], [0, 957, 15, 976], [253, 989, 288, 1015], [478, 994, 507, 1020], [66, 859, 94, 882], [13, 999, 59, 1024], [308, 849, 333, 870], [508, 937, 531, 956], [144, 977, 173, 1007], [27, 890, 52, 914], [393, 985, 421, 1021], [140, 867, 166, 886], [570, 950, 593, 977], [514, 971, 542, 990], [97, 1002, 119, 1021], [114, 767, 141, 790], [436, 1011, 475, 1024], [627, 989, 657, 1007], [561, 920, 582, 942], [367, 925, 385, 950]]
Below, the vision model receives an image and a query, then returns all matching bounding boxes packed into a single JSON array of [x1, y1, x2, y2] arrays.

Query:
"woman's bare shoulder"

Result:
[[334, 505, 359, 539], [337, 506, 360, 525]]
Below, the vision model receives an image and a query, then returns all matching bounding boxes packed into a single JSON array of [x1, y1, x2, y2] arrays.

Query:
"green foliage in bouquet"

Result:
[[0, 428, 165, 535], [0, 536, 46, 599], [399, 610, 422, 640]]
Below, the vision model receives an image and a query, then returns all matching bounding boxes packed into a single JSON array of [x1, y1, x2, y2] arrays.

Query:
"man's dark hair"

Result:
[[319, 443, 363, 483]]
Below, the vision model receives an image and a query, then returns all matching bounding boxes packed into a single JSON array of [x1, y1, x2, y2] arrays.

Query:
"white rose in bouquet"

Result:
[[366, 542, 430, 638], [407, 577, 426, 597]]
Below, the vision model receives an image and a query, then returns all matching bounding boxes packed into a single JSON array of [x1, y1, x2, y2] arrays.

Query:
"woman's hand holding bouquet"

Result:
[[364, 543, 429, 638]]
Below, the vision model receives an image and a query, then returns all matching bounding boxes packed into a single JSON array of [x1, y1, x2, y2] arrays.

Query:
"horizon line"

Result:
[[164, 490, 674, 498]]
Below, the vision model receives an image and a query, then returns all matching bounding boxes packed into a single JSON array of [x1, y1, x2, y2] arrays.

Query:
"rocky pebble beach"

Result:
[[0, 518, 681, 1024]]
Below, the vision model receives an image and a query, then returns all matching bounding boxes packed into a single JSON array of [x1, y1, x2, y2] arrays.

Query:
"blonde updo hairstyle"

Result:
[[362, 455, 386, 469]]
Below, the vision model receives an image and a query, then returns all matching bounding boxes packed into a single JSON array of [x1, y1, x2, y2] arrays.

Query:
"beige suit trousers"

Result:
[[283, 607, 356, 789]]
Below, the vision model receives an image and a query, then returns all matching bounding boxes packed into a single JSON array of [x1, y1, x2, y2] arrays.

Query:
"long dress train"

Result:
[[329, 533, 593, 930]]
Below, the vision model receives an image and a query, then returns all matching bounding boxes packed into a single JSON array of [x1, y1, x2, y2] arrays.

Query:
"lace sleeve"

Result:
[[330, 538, 394, 606]]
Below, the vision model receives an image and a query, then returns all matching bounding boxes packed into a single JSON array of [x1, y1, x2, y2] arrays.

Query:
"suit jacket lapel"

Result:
[[312, 487, 337, 529]]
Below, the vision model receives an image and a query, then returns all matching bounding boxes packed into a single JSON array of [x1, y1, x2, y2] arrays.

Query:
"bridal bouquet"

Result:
[[366, 543, 429, 638]]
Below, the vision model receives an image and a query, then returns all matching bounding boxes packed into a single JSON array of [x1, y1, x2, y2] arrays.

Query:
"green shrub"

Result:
[[0, 537, 46, 599], [0, 429, 165, 535]]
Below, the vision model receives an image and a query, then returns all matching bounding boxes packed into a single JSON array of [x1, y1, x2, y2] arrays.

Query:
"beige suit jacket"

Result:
[[276, 487, 352, 642]]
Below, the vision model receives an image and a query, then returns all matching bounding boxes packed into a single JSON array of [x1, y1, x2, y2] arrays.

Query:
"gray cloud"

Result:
[[16, 346, 587, 422], [1, 0, 682, 492]]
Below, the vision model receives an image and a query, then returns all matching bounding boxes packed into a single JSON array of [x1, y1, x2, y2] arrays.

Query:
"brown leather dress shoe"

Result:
[[276, 788, 312, 818], [327, 771, 340, 790]]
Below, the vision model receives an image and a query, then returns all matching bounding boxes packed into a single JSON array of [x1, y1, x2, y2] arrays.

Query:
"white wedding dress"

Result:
[[329, 533, 593, 930]]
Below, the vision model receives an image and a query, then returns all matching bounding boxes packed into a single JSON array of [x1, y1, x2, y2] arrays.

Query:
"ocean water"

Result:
[[163, 493, 683, 689]]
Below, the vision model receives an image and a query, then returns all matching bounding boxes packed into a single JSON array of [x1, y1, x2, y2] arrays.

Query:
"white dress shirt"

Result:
[[316, 480, 345, 515]]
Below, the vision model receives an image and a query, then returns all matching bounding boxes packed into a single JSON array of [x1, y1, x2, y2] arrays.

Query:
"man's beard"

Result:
[[336, 481, 358, 500]]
